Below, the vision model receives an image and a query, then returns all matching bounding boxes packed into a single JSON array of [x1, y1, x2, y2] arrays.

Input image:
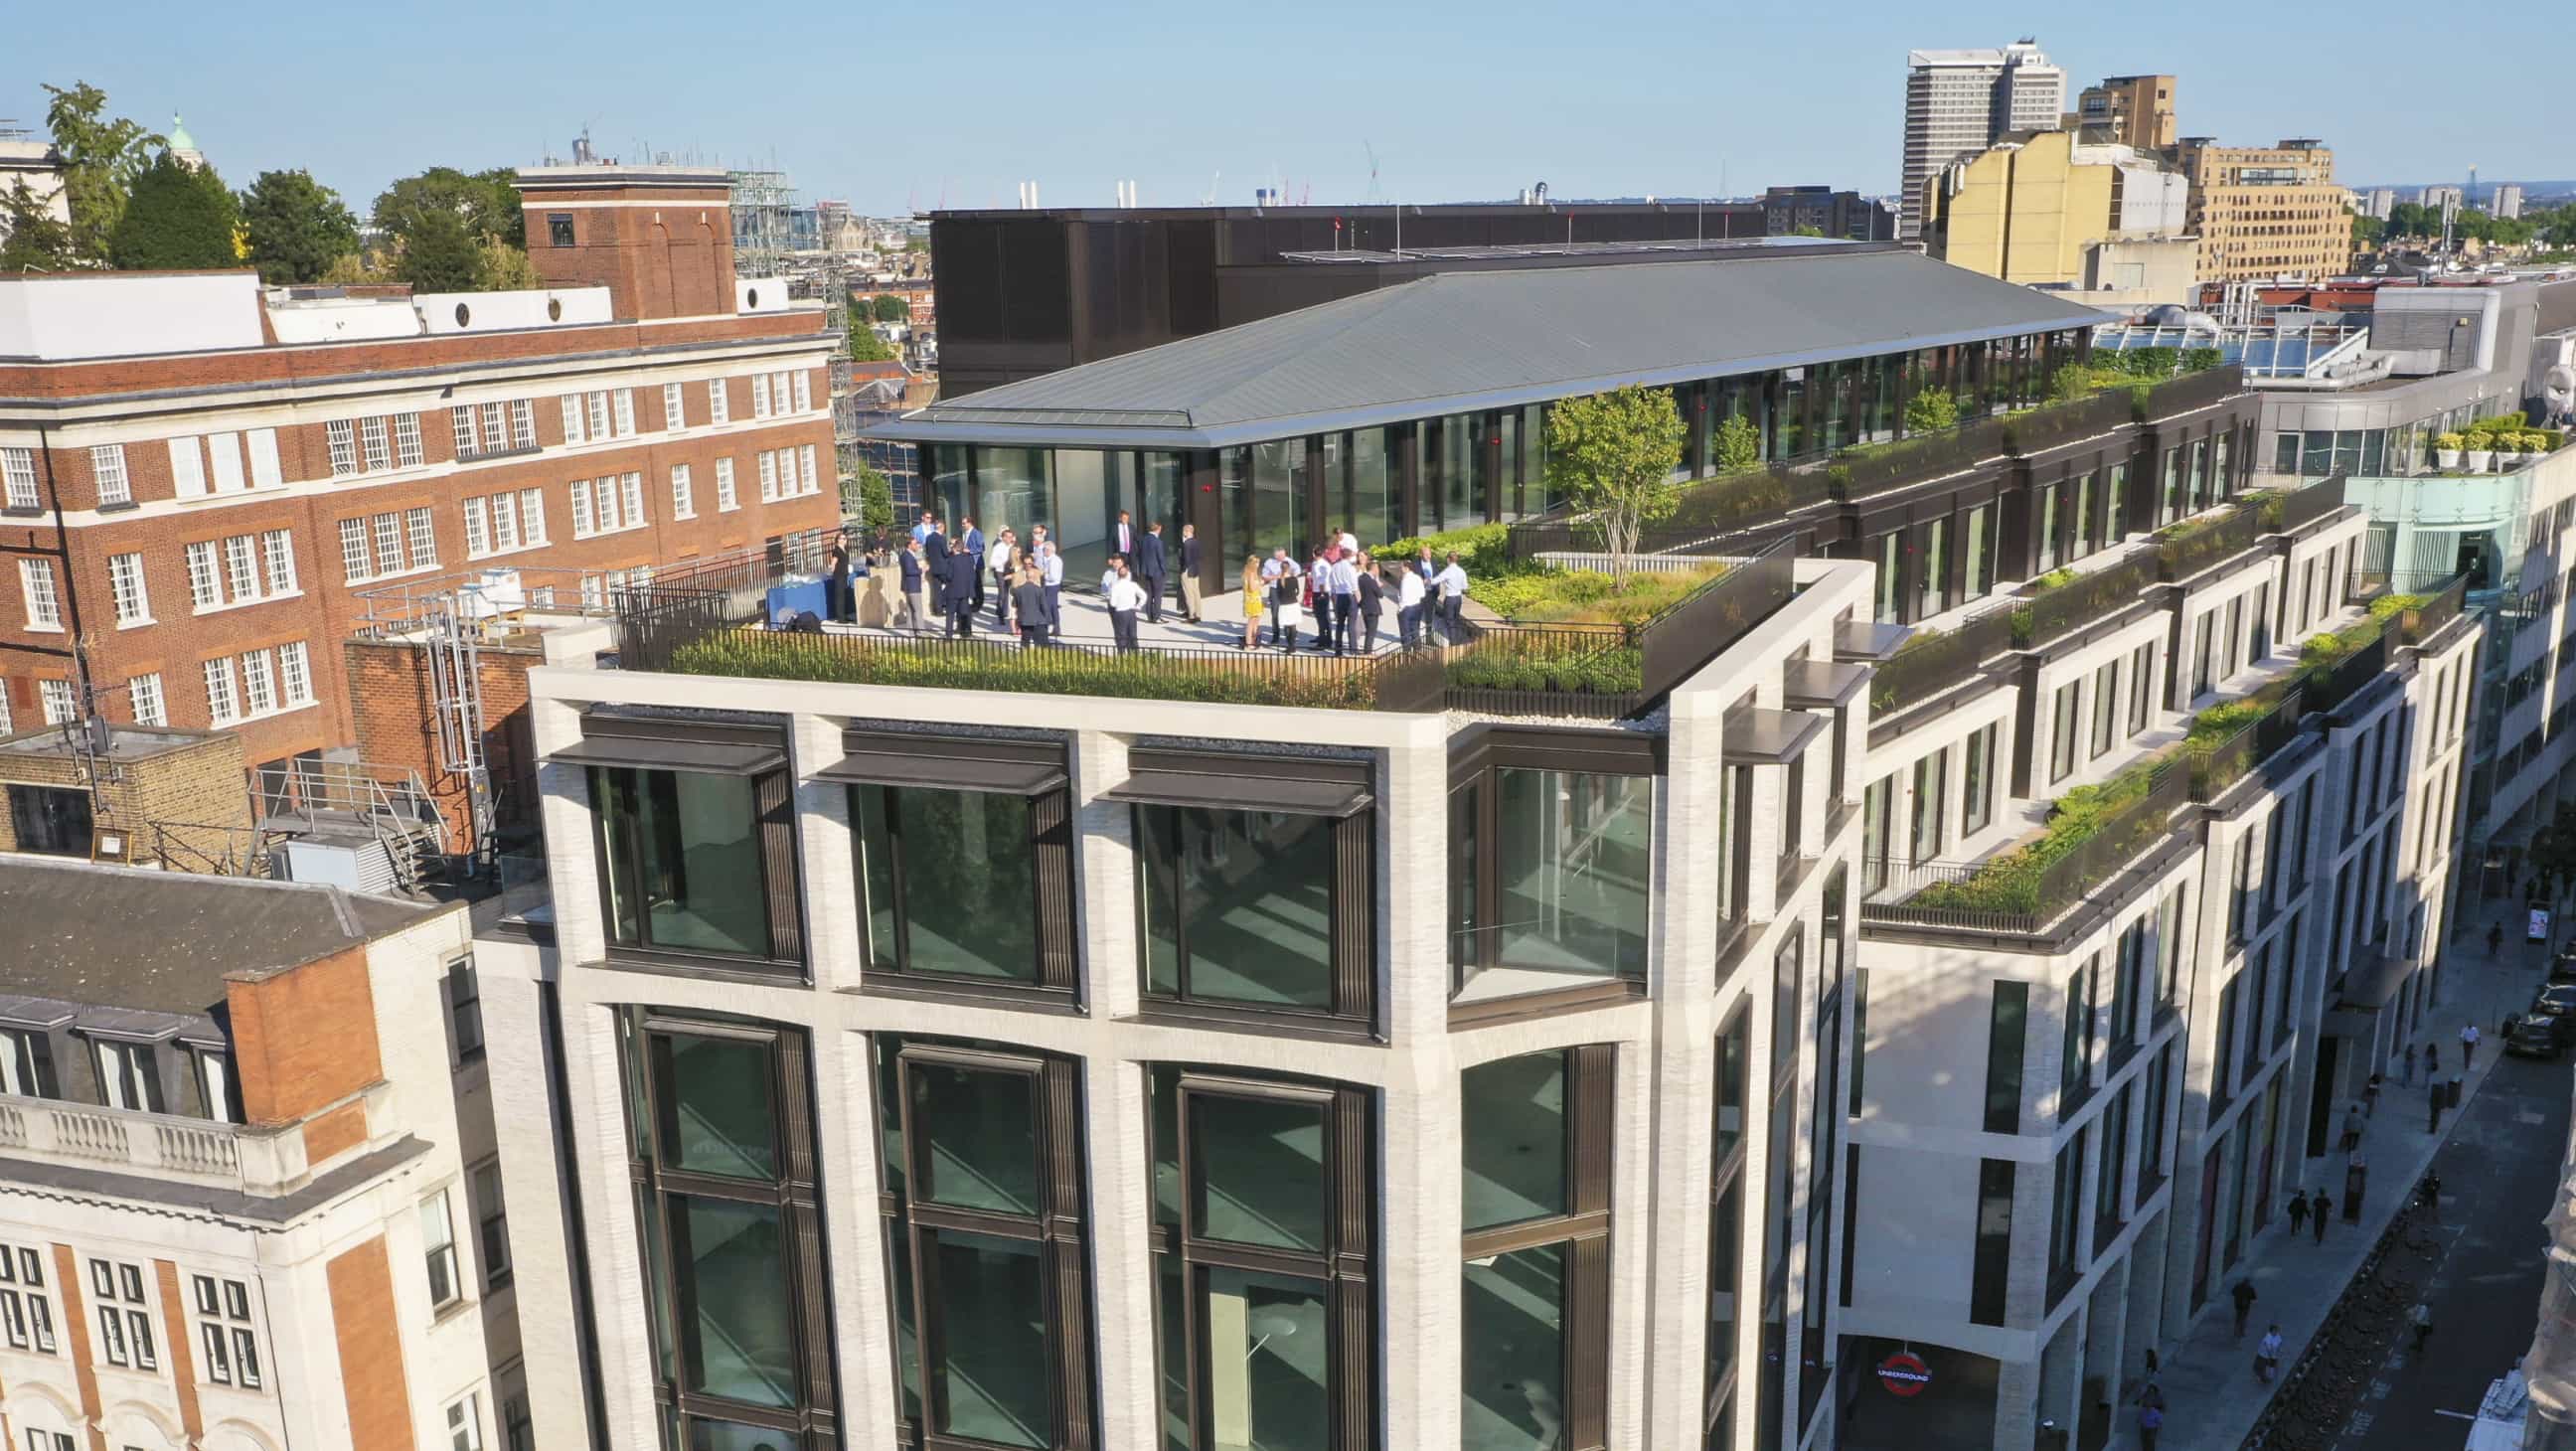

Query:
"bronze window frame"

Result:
[[582, 716, 807, 978], [1150, 1067, 1377, 1451], [617, 1010, 838, 1450], [875, 1037, 1095, 1451], [845, 773, 1079, 1007], [1460, 1045, 1615, 1451]]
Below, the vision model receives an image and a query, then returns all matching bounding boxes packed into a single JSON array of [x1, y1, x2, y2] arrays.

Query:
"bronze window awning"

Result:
[[552, 734, 787, 776], [1105, 749, 1373, 817], [1782, 658, 1869, 709], [817, 729, 1069, 795], [1721, 707, 1826, 765]]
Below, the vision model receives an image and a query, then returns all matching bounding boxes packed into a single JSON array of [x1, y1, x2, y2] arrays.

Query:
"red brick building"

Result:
[[0, 164, 838, 778]]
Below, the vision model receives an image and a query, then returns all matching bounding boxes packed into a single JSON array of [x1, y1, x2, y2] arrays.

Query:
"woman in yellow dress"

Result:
[[1239, 556, 1265, 650]]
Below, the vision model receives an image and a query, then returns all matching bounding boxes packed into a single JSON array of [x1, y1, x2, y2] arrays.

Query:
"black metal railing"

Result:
[[2014, 550, 2164, 648], [1662, 459, 1840, 533], [1872, 607, 2016, 715], [2157, 508, 2265, 582], [1829, 415, 2010, 496], [2306, 627, 2393, 718], [2139, 364, 2245, 420], [2004, 389, 2136, 456]]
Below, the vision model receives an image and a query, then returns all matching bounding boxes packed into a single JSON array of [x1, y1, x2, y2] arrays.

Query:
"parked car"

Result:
[[2525, 984, 2576, 1048], [2507, 1015, 2565, 1058], [2550, 941, 2576, 983]]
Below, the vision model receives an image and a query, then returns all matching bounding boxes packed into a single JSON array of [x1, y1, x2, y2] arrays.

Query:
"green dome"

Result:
[[167, 113, 197, 154]]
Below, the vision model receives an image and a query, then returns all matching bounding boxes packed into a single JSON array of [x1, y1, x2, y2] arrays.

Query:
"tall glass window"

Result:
[[1908, 749, 1947, 865], [1345, 428, 1394, 547], [1462, 1048, 1612, 1450], [592, 766, 774, 961], [853, 786, 1043, 982], [1969, 1160, 2014, 1326], [1963, 503, 1994, 600], [2036, 482, 2062, 572], [1452, 766, 1654, 999], [1984, 982, 2027, 1134], [1153, 1067, 1374, 1451], [2060, 958, 2096, 1112], [876, 1037, 1091, 1450], [1961, 725, 1996, 838], [621, 1015, 834, 1446], [1247, 439, 1307, 564], [1136, 805, 1349, 1015]]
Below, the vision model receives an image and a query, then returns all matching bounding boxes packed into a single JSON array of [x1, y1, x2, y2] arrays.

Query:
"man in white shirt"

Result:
[[1106, 560, 1147, 652], [1338, 527, 1359, 556], [1260, 548, 1300, 650], [1432, 552, 1471, 643], [1395, 565, 1428, 647], [1037, 533, 1064, 625], [988, 529, 1018, 630], [1328, 553, 1361, 654]]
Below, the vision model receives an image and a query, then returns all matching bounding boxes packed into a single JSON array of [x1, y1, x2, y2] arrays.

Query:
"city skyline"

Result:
[[8, 0, 2564, 222]]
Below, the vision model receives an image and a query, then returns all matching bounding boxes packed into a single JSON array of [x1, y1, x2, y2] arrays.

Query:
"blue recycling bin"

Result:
[[765, 579, 827, 623]]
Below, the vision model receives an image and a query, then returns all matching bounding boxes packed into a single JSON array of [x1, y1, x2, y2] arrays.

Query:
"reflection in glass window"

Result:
[[1463, 1244, 1566, 1451], [852, 785, 1040, 981], [1462, 1048, 1609, 1450], [654, 1034, 776, 1181], [878, 1039, 1091, 1448], [592, 767, 772, 960], [1153, 1067, 1371, 1450], [1453, 766, 1654, 1000], [1136, 805, 1338, 1012], [677, 1197, 795, 1406], [1462, 1052, 1567, 1231]]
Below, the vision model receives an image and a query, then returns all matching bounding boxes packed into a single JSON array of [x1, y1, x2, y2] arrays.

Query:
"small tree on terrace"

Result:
[[1544, 384, 1686, 582]]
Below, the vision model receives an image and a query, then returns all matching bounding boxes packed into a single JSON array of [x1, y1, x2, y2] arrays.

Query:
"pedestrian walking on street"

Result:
[[2461, 1022, 2481, 1069], [2428, 1076, 2445, 1133], [2427, 1041, 2442, 1076], [2410, 1302, 2435, 1356], [2138, 1400, 2164, 1451], [2421, 1172, 2443, 1221], [2287, 1191, 2311, 1236], [2404, 1044, 2418, 1085], [2311, 1188, 2332, 1242], [2256, 1325, 2284, 1382], [2492, 921, 2506, 954], [2340, 1103, 2364, 1152], [2231, 1278, 2258, 1340], [2364, 1072, 2381, 1116]]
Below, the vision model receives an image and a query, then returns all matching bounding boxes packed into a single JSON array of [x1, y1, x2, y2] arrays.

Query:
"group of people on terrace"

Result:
[[819, 510, 1473, 657]]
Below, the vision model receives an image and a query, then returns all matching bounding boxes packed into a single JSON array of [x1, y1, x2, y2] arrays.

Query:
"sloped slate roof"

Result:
[[889, 248, 2110, 447]]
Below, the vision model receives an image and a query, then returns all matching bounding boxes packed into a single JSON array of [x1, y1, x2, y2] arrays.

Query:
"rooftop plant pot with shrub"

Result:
[[2435, 433, 2464, 470], [2468, 444, 2496, 472]]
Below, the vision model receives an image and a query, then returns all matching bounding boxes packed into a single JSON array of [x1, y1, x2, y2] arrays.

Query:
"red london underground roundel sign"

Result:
[[1877, 1351, 1932, 1397]]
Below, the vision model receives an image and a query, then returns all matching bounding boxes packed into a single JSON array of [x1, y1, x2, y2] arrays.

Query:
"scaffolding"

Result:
[[729, 168, 794, 281]]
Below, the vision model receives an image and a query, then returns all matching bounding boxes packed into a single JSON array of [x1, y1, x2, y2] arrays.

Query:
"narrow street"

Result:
[[2339, 1046, 2569, 1451]]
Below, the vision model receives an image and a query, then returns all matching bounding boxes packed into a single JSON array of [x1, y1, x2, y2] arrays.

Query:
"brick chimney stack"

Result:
[[514, 163, 735, 321]]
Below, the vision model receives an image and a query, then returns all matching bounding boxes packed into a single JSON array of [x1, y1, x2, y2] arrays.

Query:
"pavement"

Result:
[[2124, 896, 2546, 1451]]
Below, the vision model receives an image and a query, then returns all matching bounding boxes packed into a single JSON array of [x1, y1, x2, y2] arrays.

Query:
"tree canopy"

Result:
[[238, 169, 359, 283], [0, 182, 79, 272], [846, 462, 895, 531], [1543, 385, 1686, 579], [868, 292, 909, 322], [394, 208, 482, 292], [107, 151, 242, 270], [372, 166, 525, 252], [847, 319, 895, 363], [42, 81, 161, 262]]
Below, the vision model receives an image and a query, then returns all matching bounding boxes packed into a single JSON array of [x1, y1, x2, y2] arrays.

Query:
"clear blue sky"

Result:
[[9, 0, 2559, 219]]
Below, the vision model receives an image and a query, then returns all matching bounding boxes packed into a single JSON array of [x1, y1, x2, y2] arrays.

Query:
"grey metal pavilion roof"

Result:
[[877, 245, 2113, 450]]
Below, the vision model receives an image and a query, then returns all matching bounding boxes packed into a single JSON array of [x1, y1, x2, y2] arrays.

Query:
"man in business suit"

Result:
[[959, 515, 986, 616], [1013, 564, 1051, 647], [922, 518, 950, 618], [896, 539, 927, 632], [1178, 523, 1204, 622], [1114, 510, 1135, 563], [945, 543, 981, 637], [1136, 521, 1170, 624]]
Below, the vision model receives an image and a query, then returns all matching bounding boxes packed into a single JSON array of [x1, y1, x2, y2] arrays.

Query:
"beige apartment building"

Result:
[[2175, 139, 2354, 283]]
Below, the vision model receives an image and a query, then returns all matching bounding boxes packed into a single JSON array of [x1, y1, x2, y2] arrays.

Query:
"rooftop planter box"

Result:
[[2154, 508, 2265, 582], [1871, 607, 2017, 715], [1828, 415, 2010, 498], [2137, 364, 2245, 420], [2012, 550, 2164, 648], [2002, 388, 2136, 456], [658, 628, 1449, 712], [1875, 763, 2190, 931], [2261, 472, 2348, 534], [2178, 684, 2309, 801], [2399, 575, 2468, 646]]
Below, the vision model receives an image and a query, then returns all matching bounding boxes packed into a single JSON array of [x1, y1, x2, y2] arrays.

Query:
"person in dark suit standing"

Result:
[[1354, 554, 1384, 652], [945, 544, 981, 637], [1013, 564, 1051, 647], [895, 539, 927, 632], [922, 518, 951, 618], [959, 516, 986, 616], [1137, 522, 1170, 624], [1178, 523, 1204, 622], [825, 529, 855, 624], [1114, 510, 1136, 563]]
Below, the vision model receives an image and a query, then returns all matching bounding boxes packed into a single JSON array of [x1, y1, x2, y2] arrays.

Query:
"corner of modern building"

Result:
[[460, 238, 2481, 1451]]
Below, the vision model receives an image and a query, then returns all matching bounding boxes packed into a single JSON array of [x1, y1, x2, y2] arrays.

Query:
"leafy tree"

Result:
[[318, 249, 393, 285], [1543, 384, 1686, 580], [42, 81, 162, 262], [847, 319, 895, 363], [394, 208, 481, 292], [2350, 211, 2384, 250], [373, 166, 524, 251], [474, 232, 544, 289], [1902, 389, 1959, 435], [1713, 412, 1761, 471], [869, 292, 909, 323], [0, 181, 79, 271], [108, 151, 241, 270], [238, 169, 359, 283], [845, 461, 895, 531]]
